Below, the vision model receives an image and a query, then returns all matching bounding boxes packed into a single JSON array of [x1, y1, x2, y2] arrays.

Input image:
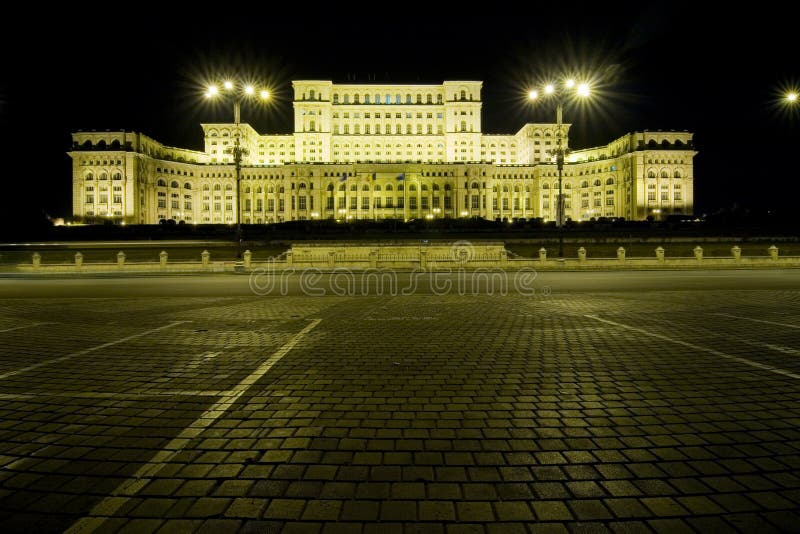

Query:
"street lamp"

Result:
[[529, 78, 591, 258], [205, 80, 270, 259], [787, 92, 798, 103]]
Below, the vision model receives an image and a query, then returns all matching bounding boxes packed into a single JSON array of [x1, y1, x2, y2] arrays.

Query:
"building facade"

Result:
[[69, 80, 695, 224]]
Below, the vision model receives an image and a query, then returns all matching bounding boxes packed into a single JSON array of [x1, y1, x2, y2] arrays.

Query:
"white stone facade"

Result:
[[69, 80, 695, 224]]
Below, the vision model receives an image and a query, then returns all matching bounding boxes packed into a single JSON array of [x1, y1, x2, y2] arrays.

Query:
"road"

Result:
[[0, 270, 799, 532], [2, 269, 800, 298]]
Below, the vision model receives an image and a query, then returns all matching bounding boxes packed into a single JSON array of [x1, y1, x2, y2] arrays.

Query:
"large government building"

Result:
[[69, 80, 695, 224]]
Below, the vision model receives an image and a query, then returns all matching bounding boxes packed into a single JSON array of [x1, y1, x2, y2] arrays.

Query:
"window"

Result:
[[361, 197, 369, 210], [409, 197, 417, 210], [114, 195, 122, 204], [299, 196, 307, 210]]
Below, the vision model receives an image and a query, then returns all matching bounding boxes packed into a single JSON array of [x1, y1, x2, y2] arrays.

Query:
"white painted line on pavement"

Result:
[[65, 318, 322, 534], [585, 314, 800, 380], [0, 321, 187, 381], [0, 322, 51, 334], [713, 313, 800, 329]]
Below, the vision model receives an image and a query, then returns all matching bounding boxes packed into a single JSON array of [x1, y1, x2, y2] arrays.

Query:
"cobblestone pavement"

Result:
[[1, 278, 799, 532]]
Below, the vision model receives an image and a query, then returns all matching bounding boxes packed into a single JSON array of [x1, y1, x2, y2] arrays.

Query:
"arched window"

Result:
[[214, 184, 221, 191], [606, 178, 614, 185], [362, 184, 369, 191], [112, 172, 122, 180], [594, 179, 602, 186], [170, 180, 179, 188], [432, 184, 439, 191], [542, 183, 550, 189], [327, 183, 334, 191], [99, 172, 108, 180], [436, 94, 443, 104], [409, 184, 417, 192], [648, 171, 656, 179], [309, 89, 315, 100], [244, 186, 251, 193], [444, 183, 451, 191], [184, 183, 191, 190], [674, 170, 682, 178], [386, 184, 393, 191], [343, 94, 350, 104], [157, 179, 167, 187], [203, 185, 210, 191], [256, 186, 262, 193], [333, 94, 339, 104], [581, 181, 589, 188], [374, 185, 382, 192], [339, 184, 346, 191], [460, 90, 466, 100], [225, 184, 233, 191], [85, 173, 94, 181], [661, 171, 669, 179]]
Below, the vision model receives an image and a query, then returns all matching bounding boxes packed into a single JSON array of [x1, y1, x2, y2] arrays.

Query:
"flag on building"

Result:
[[396, 173, 405, 181], [339, 173, 347, 182]]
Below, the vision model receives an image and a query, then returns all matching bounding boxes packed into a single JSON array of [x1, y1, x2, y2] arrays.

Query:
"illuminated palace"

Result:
[[69, 80, 695, 224]]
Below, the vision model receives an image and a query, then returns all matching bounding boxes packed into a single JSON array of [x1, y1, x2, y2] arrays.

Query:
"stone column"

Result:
[[769, 245, 779, 261], [539, 247, 547, 262], [617, 247, 626, 263], [32, 253, 41, 270], [655, 246, 665, 263], [117, 251, 126, 268], [243, 250, 252, 269], [159, 251, 168, 269], [577, 247, 587, 263], [201, 250, 210, 268], [74, 252, 83, 268], [693, 246, 703, 262], [731, 246, 741, 262]]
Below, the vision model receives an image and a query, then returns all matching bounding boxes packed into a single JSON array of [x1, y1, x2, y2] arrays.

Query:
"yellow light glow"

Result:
[[223, 81, 234, 90], [577, 83, 591, 97], [245, 85, 254, 95], [544, 84, 555, 95], [528, 90, 538, 100], [565, 79, 576, 89], [260, 90, 270, 100], [788, 92, 799, 103], [207, 85, 219, 97]]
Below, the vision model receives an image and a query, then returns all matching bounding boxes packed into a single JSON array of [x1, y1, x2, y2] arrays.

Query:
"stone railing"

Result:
[[13, 244, 800, 274]]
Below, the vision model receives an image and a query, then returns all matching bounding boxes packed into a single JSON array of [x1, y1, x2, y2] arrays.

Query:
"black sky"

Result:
[[1, 4, 798, 225]]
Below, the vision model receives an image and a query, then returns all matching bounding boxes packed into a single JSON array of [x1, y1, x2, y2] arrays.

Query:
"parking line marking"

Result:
[[0, 321, 187, 381], [0, 322, 50, 334], [713, 313, 800, 329], [585, 314, 800, 380], [65, 318, 321, 534]]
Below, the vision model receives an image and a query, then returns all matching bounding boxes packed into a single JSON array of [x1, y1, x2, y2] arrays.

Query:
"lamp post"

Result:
[[529, 79, 591, 258], [205, 81, 269, 259]]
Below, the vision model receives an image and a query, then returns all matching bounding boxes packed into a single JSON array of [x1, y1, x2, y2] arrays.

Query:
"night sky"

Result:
[[1, 5, 797, 226]]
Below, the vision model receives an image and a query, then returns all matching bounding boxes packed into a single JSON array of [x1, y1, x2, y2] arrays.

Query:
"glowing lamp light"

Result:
[[788, 92, 799, 103], [528, 89, 538, 100], [223, 81, 234, 90], [565, 79, 576, 89], [244, 85, 254, 95], [206, 85, 219, 97], [577, 83, 591, 97], [460, 210, 469, 217], [544, 84, 555, 95], [260, 90, 270, 100]]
